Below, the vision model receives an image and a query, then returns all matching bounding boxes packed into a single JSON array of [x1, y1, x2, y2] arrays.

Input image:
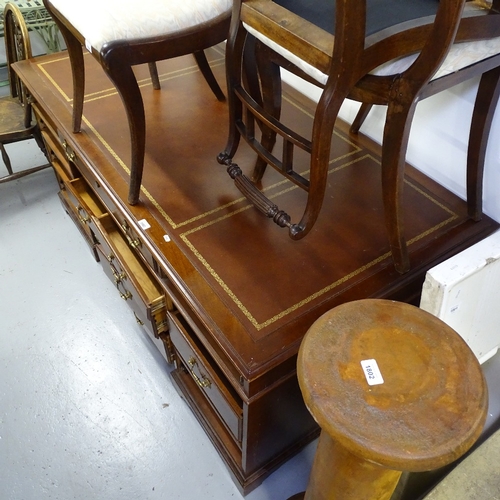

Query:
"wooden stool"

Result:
[[43, 0, 231, 204], [291, 299, 488, 500]]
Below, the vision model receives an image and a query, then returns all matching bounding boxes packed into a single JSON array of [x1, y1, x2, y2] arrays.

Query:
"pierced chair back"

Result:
[[219, 0, 500, 273], [0, 0, 61, 53], [0, 2, 50, 184]]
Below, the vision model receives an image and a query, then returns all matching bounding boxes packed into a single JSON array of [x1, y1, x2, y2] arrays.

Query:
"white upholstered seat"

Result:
[[44, 0, 232, 205], [219, 0, 500, 273], [48, 0, 232, 53], [245, 1, 500, 86]]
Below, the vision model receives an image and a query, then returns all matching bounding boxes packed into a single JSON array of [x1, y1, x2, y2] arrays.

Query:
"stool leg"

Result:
[[299, 431, 401, 500]]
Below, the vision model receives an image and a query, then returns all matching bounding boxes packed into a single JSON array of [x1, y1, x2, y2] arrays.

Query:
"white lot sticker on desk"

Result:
[[360, 359, 384, 386], [138, 219, 151, 230]]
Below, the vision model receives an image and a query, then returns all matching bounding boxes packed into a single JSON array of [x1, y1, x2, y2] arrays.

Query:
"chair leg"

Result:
[[242, 35, 262, 108], [51, 19, 85, 133], [293, 83, 346, 239], [148, 62, 161, 90], [104, 62, 146, 205], [218, 22, 248, 162], [32, 125, 48, 160], [380, 100, 417, 274], [193, 50, 225, 102], [350, 103, 373, 134], [1, 143, 13, 175], [467, 65, 500, 220], [252, 41, 282, 183], [221, 25, 352, 239], [218, 29, 298, 233]]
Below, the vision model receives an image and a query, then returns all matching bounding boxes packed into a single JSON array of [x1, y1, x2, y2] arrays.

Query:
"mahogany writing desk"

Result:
[[13, 46, 499, 494]]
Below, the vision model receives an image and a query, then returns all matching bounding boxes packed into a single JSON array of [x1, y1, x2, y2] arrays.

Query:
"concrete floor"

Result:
[[0, 144, 318, 500], [1, 139, 500, 500]]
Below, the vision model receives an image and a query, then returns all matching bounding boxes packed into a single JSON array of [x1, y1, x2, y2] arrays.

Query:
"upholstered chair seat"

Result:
[[47, 0, 232, 54], [44, 0, 232, 204], [219, 0, 500, 273], [244, 2, 500, 85]]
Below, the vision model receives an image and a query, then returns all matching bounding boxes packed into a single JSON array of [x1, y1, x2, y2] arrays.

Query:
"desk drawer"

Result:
[[34, 103, 79, 181], [67, 142, 118, 216], [58, 190, 99, 261], [92, 214, 169, 342], [52, 158, 105, 259], [40, 128, 79, 181], [36, 104, 158, 276], [38, 115, 117, 214], [64, 177, 106, 242], [115, 216, 153, 271], [169, 311, 243, 444]]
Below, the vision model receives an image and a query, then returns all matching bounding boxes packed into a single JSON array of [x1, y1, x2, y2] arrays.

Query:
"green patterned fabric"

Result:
[[0, 0, 60, 52]]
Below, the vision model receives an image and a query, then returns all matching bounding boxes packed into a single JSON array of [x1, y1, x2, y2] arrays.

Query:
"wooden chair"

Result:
[[43, 0, 232, 205], [218, 0, 500, 273], [0, 2, 50, 185], [0, 0, 61, 53]]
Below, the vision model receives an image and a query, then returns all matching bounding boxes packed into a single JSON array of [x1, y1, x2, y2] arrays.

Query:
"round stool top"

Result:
[[298, 299, 488, 472]]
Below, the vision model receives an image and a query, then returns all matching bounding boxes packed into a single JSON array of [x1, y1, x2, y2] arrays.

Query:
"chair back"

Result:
[[4, 2, 33, 109], [222, 0, 500, 272], [239, 0, 500, 90]]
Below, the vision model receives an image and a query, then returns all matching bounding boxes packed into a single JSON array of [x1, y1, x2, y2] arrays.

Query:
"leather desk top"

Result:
[[14, 47, 499, 379]]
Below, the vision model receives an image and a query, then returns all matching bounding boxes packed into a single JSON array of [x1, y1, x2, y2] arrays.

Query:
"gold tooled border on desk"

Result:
[[36, 53, 459, 331], [37, 53, 74, 102], [180, 154, 458, 330], [37, 54, 362, 230], [37, 51, 228, 103]]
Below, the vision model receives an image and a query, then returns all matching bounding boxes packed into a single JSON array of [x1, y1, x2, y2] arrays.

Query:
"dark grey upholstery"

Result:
[[273, 0, 439, 36]]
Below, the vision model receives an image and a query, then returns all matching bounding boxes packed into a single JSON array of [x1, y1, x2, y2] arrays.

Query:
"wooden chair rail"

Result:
[[220, 0, 500, 273]]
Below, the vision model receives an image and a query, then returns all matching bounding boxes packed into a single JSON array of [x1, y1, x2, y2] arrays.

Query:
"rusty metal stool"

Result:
[[290, 299, 488, 500]]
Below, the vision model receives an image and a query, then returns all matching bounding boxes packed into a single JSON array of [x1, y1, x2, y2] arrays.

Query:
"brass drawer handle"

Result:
[[110, 264, 126, 284], [119, 290, 132, 301], [127, 235, 141, 249], [113, 270, 126, 284], [120, 220, 141, 248], [187, 357, 212, 389], [62, 140, 76, 162], [116, 278, 132, 301], [77, 206, 90, 224], [134, 311, 144, 326]]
